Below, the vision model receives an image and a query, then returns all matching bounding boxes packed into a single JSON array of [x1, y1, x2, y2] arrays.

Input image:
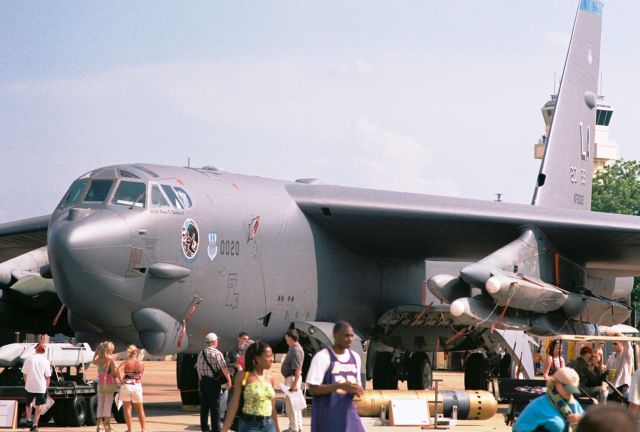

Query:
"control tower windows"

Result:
[[596, 109, 613, 126], [112, 181, 146, 208]]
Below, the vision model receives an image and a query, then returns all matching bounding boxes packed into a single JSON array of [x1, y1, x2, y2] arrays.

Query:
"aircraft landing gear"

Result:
[[464, 352, 490, 390], [372, 352, 398, 389], [372, 350, 433, 390], [464, 351, 513, 390], [177, 353, 200, 405], [407, 352, 433, 390]]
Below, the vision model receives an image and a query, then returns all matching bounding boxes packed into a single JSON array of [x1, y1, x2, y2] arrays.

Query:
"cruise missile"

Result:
[[426, 274, 471, 304], [484, 270, 567, 313], [354, 389, 497, 420]]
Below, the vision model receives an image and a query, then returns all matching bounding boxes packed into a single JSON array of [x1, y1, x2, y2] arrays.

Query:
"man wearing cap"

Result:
[[513, 367, 584, 432], [568, 346, 604, 399], [21, 343, 51, 432], [196, 333, 232, 432]]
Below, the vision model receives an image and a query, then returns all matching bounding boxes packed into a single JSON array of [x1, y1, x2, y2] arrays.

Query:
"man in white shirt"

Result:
[[21, 343, 52, 432], [306, 321, 365, 432], [605, 333, 633, 401]]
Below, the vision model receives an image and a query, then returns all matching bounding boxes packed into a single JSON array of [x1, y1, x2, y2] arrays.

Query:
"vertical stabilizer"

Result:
[[532, 0, 603, 210]]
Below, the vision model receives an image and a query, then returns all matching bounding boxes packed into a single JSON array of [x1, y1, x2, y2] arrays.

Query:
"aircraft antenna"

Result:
[[187, 157, 191, 168], [494, 193, 503, 202]]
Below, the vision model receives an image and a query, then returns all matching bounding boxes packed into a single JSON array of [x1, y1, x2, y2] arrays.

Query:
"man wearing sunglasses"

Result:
[[513, 367, 584, 432], [605, 333, 633, 402]]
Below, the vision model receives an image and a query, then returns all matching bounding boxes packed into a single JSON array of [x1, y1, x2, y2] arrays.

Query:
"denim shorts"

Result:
[[238, 415, 274, 432]]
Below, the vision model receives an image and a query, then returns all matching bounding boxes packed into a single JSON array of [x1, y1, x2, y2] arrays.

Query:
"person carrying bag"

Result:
[[196, 333, 232, 432]]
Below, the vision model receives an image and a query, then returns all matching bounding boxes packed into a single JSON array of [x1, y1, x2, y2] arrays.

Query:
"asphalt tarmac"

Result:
[[21, 361, 512, 432]]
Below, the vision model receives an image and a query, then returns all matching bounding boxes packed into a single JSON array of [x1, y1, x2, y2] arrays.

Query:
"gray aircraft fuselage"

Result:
[[48, 165, 424, 353]]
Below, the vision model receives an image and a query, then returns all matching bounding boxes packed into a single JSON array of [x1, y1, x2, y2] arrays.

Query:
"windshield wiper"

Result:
[[129, 192, 145, 209]]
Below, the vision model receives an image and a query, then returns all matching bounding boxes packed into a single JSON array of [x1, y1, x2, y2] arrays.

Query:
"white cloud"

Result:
[[352, 117, 459, 196], [337, 59, 375, 76], [355, 60, 375, 75]]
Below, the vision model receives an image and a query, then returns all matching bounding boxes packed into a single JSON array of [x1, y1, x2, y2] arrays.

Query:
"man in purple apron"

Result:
[[306, 321, 365, 432]]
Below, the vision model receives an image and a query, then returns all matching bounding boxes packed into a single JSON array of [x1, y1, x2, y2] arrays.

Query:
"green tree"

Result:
[[591, 159, 640, 315], [592, 159, 640, 215]]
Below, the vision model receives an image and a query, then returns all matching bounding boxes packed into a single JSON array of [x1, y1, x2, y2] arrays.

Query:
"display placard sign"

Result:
[[389, 399, 430, 426], [0, 400, 18, 429]]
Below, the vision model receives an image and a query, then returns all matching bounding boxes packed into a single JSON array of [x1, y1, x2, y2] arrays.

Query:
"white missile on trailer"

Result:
[[0, 342, 94, 367]]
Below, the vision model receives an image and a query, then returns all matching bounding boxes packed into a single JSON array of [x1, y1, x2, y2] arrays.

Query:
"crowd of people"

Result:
[[21, 326, 640, 432], [513, 332, 639, 432], [21, 340, 147, 432], [211, 321, 363, 432]]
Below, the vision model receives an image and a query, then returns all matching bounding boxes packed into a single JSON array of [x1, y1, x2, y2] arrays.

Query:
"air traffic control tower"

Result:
[[534, 94, 619, 170]]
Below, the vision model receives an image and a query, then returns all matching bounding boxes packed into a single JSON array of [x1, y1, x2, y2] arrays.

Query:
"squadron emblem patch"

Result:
[[207, 232, 218, 261]]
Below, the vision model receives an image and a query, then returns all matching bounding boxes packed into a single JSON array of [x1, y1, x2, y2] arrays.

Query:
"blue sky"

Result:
[[2, 1, 640, 222]]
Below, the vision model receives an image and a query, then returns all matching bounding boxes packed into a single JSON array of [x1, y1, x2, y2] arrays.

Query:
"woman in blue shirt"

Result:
[[513, 367, 584, 432]]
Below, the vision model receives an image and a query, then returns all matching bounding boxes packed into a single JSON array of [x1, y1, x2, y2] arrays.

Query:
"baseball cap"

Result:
[[580, 346, 593, 355], [552, 367, 581, 394], [205, 333, 218, 342], [35, 343, 46, 353]]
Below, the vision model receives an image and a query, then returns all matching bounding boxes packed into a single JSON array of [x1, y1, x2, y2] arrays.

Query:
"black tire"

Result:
[[498, 353, 512, 378], [177, 352, 200, 405], [85, 395, 98, 426], [372, 351, 398, 390], [464, 352, 489, 390], [64, 396, 87, 427], [407, 352, 433, 390], [112, 400, 126, 424], [53, 398, 67, 426]]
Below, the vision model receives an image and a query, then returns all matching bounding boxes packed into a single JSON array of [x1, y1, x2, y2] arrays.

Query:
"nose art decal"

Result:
[[181, 218, 200, 260]]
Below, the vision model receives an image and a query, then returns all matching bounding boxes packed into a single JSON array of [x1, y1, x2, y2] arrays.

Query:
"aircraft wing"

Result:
[[0, 215, 50, 262], [0, 215, 68, 337], [287, 184, 640, 277]]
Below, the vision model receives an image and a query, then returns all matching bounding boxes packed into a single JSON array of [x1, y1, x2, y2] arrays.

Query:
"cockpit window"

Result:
[[161, 185, 184, 209], [60, 179, 88, 208], [119, 170, 140, 178], [174, 187, 193, 208], [84, 180, 114, 203], [151, 185, 170, 208], [112, 181, 146, 208]]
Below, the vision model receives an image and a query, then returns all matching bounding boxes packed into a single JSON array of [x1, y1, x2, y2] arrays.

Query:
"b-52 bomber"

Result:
[[1, 0, 637, 398]]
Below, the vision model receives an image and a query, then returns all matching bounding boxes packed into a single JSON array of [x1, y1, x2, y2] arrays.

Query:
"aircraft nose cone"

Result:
[[48, 209, 132, 311]]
